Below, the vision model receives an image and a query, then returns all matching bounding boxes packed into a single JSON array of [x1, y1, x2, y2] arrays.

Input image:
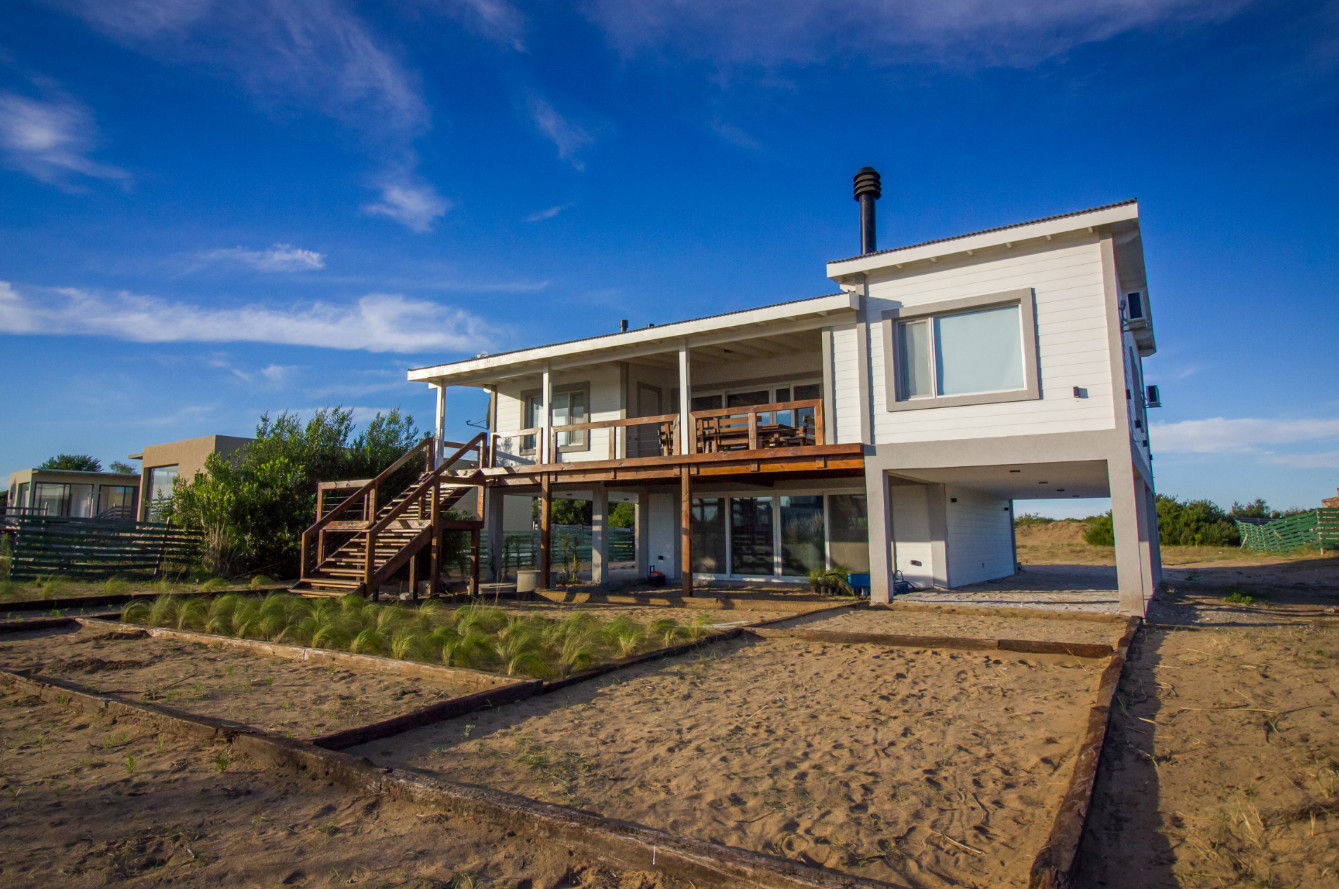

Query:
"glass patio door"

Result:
[[729, 497, 774, 575]]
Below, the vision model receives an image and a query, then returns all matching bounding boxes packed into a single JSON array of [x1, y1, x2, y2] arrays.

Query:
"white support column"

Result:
[[540, 365, 553, 465], [591, 485, 609, 585], [864, 467, 894, 604], [1110, 457, 1154, 615], [433, 383, 447, 460], [678, 340, 691, 455]]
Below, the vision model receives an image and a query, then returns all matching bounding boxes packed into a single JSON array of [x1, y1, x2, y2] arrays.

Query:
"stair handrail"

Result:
[[366, 434, 485, 537], [299, 435, 435, 575], [362, 433, 485, 594]]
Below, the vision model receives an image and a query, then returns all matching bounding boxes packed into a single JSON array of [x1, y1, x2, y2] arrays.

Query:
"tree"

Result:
[[609, 501, 635, 529], [532, 497, 592, 526], [169, 407, 421, 577], [108, 460, 136, 474], [39, 454, 101, 471]]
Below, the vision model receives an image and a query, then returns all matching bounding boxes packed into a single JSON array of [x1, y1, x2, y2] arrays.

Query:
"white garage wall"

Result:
[[945, 488, 1015, 586]]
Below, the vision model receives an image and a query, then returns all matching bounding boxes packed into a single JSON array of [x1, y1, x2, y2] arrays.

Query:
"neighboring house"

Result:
[[406, 170, 1162, 614], [6, 468, 141, 519], [128, 434, 253, 521]]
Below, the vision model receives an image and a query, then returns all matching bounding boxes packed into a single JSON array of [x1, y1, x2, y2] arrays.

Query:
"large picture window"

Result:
[[884, 288, 1039, 411], [146, 465, 178, 520], [523, 385, 590, 453]]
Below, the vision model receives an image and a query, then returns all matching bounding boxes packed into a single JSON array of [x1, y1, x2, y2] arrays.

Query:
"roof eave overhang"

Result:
[[826, 202, 1141, 282], [408, 292, 860, 387]]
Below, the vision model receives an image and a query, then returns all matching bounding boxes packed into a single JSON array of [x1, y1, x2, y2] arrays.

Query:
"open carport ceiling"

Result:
[[889, 460, 1110, 500]]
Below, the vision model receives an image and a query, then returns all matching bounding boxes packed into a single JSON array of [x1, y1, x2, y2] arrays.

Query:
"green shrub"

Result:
[[1083, 495, 1240, 547], [1014, 513, 1056, 529]]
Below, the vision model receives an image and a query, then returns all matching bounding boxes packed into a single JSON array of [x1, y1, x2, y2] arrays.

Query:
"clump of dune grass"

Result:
[[200, 577, 231, 592], [248, 575, 276, 590], [122, 592, 715, 680], [103, 577, 132, 597]]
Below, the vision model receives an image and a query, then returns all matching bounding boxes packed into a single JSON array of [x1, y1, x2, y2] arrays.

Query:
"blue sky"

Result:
[[2, 0, 1336, 518]]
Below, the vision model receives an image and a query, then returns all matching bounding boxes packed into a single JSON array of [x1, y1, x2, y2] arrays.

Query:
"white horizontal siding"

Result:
[[830, 324, 863, 444], [492, 365, 624, 465], [945, 488, 1014, 586], [867, 238, 1117, 444]]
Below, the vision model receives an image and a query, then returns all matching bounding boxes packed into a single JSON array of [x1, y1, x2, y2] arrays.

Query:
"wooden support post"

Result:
[[814, 399, 825, 445], [408, 546, 419, 601], [471, 527, 480, 595], [747, 411, 758, 450], [430, 530, 442, 598], [539, 474, 552, 589], [680, 466, 692, 597], [364, 531, 377, 601]]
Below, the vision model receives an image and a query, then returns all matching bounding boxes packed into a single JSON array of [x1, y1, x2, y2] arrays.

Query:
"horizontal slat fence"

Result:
[[1235, 508, 1339, 553], [487, 526, 636, 573], [6, 516, 201, 579]]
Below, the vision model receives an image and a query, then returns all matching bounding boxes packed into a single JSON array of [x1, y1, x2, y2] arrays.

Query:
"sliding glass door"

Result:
[[729, 497, 774, 575]]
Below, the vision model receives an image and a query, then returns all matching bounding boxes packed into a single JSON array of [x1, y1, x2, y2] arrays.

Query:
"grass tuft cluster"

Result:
[[123, 593, 713, 680]]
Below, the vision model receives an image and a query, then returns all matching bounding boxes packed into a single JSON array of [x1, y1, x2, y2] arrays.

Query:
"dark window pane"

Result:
[[691, 498, 726, 573], [828, 494, 870, 573], [780, 495, 825, 577], [730, 497, 774, 575]]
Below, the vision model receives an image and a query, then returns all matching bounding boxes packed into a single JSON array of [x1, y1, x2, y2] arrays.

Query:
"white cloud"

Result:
[[0, 280, 494, 354], [199, 243, 326, 272], [363, 179, 452, 233], [527, 95, 592, 170], [523, 204, 570, 223], [0, 91, 130, 186], [712, 120, 761, 150], [578, 0, 1252, 68], [1152, 416, 1339, 454]]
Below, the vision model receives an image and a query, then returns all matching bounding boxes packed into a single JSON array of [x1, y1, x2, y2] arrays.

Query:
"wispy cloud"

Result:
[[207, 356, 301, 387], [0, 90, 130, 187], [527, 95, 593, 170], [578, 0, 1252, 68], [0, 280, 494, 354], [523, 203, 571, 223], [1152, 416, 1339, 455], [433, 0, 527, 51], [54, 0, 443, 228], [362, 177, 452, 233], [711, 119, 761, 150], [198, 243, 326, 272]]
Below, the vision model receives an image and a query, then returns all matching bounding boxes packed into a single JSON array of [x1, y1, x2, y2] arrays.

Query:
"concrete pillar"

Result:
[[1146, 483, 1163, 586], [1109, 458, 1154, 615], [677, 340, 692, 455], [485, 486, 505, 581], [591, 485, 609, 585], [863, 465, 894, 604]]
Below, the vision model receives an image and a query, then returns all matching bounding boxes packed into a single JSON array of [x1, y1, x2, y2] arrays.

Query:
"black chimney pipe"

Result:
[[853, 167, 881, 254], [619, 319, 628, 333]]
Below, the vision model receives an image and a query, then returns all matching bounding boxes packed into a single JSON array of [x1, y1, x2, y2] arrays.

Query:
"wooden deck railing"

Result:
[[498, 398, 824, 465]]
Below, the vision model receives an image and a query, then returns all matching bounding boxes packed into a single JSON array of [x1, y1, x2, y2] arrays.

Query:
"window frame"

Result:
[[520, 382, 591, 455], [881, 288, 1040, 412]]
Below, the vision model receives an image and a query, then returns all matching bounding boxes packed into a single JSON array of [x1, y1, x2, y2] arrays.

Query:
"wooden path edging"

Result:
[[746, 626, 1115, 659], [0, 667, 909, 889], [1027, 615, 1143, 889], [881, 601, 1128, 623]]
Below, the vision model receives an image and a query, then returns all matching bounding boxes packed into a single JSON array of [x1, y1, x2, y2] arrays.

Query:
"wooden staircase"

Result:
[[292, 434, 489, 599]]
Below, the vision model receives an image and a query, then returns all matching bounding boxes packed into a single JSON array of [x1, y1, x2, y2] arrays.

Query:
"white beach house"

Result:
[[403, 170, 1162, 615]]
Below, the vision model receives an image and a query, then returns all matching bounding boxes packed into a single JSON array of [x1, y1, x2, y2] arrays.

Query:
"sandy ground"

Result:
[[785, 606, 1125, 646], [1077, 588, 1339, 888], [498, 602, 803, 626], [0, 624, 503, 739], [0, 686, 686, 889], [359, 635, 1102, 889]]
